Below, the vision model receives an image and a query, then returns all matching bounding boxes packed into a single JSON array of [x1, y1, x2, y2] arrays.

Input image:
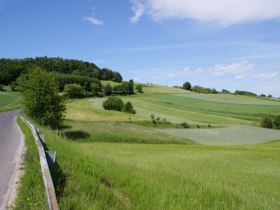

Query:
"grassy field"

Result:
[[176, 93, 280, 105], [0, 90, 23, 112], [35, 125, 280, 209], [89, 92, 280, 126], [160, 125, 280, 145], [17, 83, 280, 209]]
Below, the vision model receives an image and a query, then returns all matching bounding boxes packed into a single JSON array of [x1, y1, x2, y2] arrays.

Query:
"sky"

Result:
[[0, 0, 280, 97]]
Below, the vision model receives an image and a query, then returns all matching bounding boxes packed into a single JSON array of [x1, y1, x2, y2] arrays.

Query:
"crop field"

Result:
[[0, 90, 23, 112]]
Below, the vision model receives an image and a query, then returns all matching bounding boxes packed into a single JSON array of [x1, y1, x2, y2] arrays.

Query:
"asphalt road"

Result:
[[0, 110, 24, 210]]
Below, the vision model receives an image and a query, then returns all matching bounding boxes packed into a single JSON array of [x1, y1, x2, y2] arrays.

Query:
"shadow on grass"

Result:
[[63, 130, 90, 140]]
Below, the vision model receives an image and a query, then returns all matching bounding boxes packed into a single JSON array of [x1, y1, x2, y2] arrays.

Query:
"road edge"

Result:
[[4, 115, 25, 210]]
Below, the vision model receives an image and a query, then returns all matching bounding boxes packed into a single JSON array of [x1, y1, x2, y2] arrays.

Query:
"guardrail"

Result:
[[20, 114, 59, 210]]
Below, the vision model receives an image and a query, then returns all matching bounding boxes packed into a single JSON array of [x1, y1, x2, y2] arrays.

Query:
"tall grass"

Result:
[[37, 125, 280, 209]]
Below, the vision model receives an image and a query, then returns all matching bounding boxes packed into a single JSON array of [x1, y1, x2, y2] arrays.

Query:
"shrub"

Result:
[[0, 84, 4, 91], [64, 84, 85, 98], [102, 96, 124, 111], [123, 102, 136, 114], [135, 84, 143, 93], [181, 122, 190, 128], [260, 117, 273, 129], [273, 115, 280, 130]]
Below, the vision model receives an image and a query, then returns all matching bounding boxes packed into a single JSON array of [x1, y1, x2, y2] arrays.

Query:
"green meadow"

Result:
[[3, 83, 280, 209], [0, 89, 23, 112], [37, 84, 280, 209]]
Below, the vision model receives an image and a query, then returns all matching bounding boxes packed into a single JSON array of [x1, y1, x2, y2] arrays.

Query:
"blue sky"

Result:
[[1, 0, 280, 97]]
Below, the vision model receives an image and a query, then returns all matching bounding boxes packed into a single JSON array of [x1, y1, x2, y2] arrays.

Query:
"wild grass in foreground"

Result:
[[38, 124, 280, 210], [14, 117, 47, 210]]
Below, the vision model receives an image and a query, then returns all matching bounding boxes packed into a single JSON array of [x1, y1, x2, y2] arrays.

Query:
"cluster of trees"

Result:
[[54, 73, 101, 91], [0, 57, 122, 85], [234, 90, 257, 96], [103, 80, 135, 96], [192, 85, 218, 94], [102, 96, 136, 114], [182, 81, 269, 97], [260, 115, 280, 130]]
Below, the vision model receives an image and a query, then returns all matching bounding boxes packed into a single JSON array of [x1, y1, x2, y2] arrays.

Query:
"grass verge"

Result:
[[14, 117, 48, 210]]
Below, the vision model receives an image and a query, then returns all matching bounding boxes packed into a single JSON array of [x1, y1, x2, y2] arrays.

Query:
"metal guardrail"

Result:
[[20, 114, 59, 210]]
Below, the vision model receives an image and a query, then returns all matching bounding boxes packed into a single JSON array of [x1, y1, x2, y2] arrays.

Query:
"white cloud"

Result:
[[211, 61, 253, 80], [135, 0, 280, 26], [130, 0, 145, 23], [254, 72, 278, 79], [83, 13, 103, 26]]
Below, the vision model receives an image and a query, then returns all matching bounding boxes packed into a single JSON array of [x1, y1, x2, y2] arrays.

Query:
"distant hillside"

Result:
[[0, 57, 122, 85]]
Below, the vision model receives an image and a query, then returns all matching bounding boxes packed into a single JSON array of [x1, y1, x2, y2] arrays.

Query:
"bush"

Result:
[[135, 84, 143, 93], [181, 122, 190, 128], [0, 84, 4, 91], [123, 102, 136, 114], [102, 96, 124, 111], [64, 84, 85, 98], [273, 115, 280, 130], [260, 117, 273, 129]]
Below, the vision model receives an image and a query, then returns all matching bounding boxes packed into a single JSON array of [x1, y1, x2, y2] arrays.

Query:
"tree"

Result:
[[64, 84, 85, 98], [102, 96, 124, 111], [135, 84, 143, 93], [128, 79, 134, 94], [17, 67, 65, 129], [123, 102, 136, 114], [103, 83, 112, 96], [183, 82, 192, 90]]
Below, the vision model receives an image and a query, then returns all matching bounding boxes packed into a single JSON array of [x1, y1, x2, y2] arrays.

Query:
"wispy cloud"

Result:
[[83, 11, 103, 26], [156, 61, 279, 81], [254, 72, 278, 79], [211, 61, 253, 80], [130, 0, 145, 24], [133, 0, 280, 26]]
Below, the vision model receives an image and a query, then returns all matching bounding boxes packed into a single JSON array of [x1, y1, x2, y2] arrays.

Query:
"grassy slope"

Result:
[[0, 90, 23, 112], [88, 90, 280, 126], [20, 83, 280, 209], [39, 126, 280, 209]]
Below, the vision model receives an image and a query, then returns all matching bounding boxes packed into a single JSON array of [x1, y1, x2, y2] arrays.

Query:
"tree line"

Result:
[[0, 57, 122, 85], [182, 81, 273, 97]]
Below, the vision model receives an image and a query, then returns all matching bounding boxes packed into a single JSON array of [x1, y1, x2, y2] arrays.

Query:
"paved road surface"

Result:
[[0, 110, 24, 210]]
